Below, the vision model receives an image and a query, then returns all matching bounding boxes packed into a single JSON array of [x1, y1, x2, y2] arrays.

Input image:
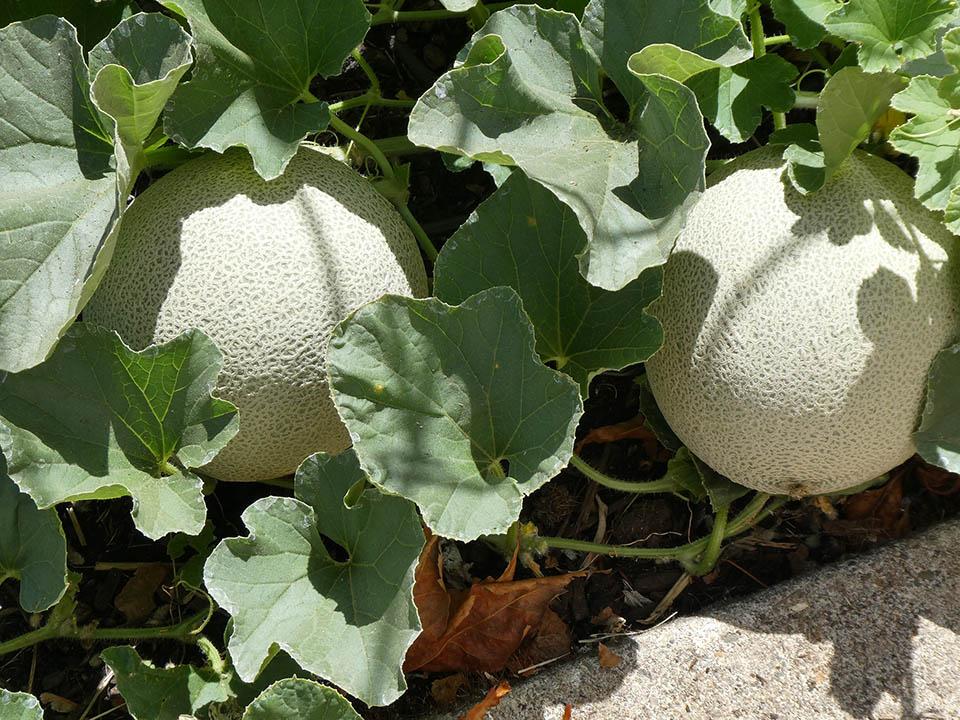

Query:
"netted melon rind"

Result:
[[85, 146, 428, 482], [645, 147, 960, 496]]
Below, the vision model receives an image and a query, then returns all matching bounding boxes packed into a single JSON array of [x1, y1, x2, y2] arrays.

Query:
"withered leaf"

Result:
[[460, 681, 510, 720], [114, 564, 170, 624]]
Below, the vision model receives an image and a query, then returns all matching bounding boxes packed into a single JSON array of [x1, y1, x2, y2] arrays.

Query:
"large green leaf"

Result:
[[160, 0, 370, 180], [0, 323, 238, 540], [915, 342, 960, 472], [102, 646, 231, 720], [628, 44, 797, 143], [770, 0, 841, 48], [328, 287, 583, 540], [0, 470, 67, 612], [88, 13, 193, 178], [0, 691, 42, 720], [409, 2, 739, 290], [824, 0, 956, 72], [890, 27, 960, 226], [0, 16, 121, 373], [817, 67, 906, 172], [434, 172, 662, 396], [243, 679, 361, 720], [204, 451, 423, 706]]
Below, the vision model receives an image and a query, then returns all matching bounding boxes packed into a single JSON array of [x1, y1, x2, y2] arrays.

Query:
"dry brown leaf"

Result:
[[597, 642, 622, 669], [841, 476, 909, 538], [114, 564, 169, 623], [460, 681, 511, 720], [406, 543, 585, 673], [574, 416, 657, 454], [563, 704, 573, 720], [39, 693, 79, 714], [507, 608, 572, 674], [431, 673, 468, 706]]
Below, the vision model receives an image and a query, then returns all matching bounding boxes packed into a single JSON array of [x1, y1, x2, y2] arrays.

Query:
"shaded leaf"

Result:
[[0, 691, 42, 720], [243, 679, 361, 720], [817, 67, 906, 173], [915, 342, 960, 472], [0, 16, 121, 372], [0, 0, 132, 49], [203, 451, 424, 706], [102, 646, 231, 720], [160, 0, 369, 179], [89, 13, 193, 177], [405, 536, 585, 672], [328, 287, 583, 540], [0, 470, 67, 612], [770, 0, 841, 48], [409, 3, 731, 290], [506, 608, 572, 673], [770, 123, 828, 193], [890, 30, 960, 224], [629, 44, 797, 143], [0, 323, 237, 539], [692, 455, 750, 512], [114, 564, 170, 623], [434, 171, 662, 395], [824, 0, 956, 72]]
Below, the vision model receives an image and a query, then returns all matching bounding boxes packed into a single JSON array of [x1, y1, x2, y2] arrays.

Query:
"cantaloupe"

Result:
[[85, 146, 428, 483], [645, 147, 960, 496]]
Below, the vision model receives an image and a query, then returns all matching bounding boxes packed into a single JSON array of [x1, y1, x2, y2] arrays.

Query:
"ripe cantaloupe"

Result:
[[645, 147, 960, 496], [85, 146, 429, 483]]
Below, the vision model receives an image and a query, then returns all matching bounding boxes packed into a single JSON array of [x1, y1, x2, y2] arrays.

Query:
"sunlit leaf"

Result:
[[243, 679, 361, 720]]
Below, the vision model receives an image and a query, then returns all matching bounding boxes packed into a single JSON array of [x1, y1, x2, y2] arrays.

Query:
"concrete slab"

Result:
[[437, 520, 960, 720]]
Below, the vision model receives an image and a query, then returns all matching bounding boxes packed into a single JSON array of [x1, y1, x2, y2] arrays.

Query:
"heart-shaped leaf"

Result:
[[160, 0, 370, 179], [243, 679, 361, 720], [0, 691, 42, 720], [435, 171, 663, 395], [328, 287, 583, 540], [204, 451, 424, 706], [0, 323, 238, 539], [0, 470, 67, 612]]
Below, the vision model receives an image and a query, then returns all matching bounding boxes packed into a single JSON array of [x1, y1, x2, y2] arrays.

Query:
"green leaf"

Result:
[[204, 451, 424, 706], [817, 67, 906, 172], [636, 374, 681, 451], [692, 454, 751, 512], [770, 123, 828, 193], [915, 342, 960, 472], [439, 0, 479, 9], [409, 3, 734, 290], [889, 33, 960, 219], [770, 0, 841, 48], [662, 447, 707, 501], [0, 16, 124, 373], [709, 0, 748, 19], [243, 679, 361, 720], [160, 0, 370, 179], [903, 14, 960, 75], [434, 171, 663, 396], [0, 470, 67, 612], [824, 0, 957, 72], [102, 646, 231, 720], [0, 0, 132, 49], [328, 287, 583, 540], [88, 13, 194, 177], [0, 691, 42, 720], [629, 44, 798, 143], [0, 323, 238, 540]]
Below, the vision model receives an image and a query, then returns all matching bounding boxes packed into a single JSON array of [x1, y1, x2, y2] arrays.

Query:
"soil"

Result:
[[3, 3, 959, 720]]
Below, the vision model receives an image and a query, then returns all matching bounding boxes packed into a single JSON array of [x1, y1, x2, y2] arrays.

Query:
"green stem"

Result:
[[688, 505, 729, 575], [793, 90, 820, 110], [143, 145, 203, 171], [352, 48, 381, 95], [327, 94, 415, 113], [748, 1, 786, 130], [196, 635, 226, 676], [569, 454, 681, 494], [540, 493, 782, 560], [375, 135, 432, 157], [763, 34, 791, 47], [0, 611, 208, 657], [327, 114, 439, 261]]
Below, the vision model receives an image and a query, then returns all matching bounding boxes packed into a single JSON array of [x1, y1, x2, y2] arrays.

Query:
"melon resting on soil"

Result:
[[85, 146, 429, 483], [645, 147, 960, 497]]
